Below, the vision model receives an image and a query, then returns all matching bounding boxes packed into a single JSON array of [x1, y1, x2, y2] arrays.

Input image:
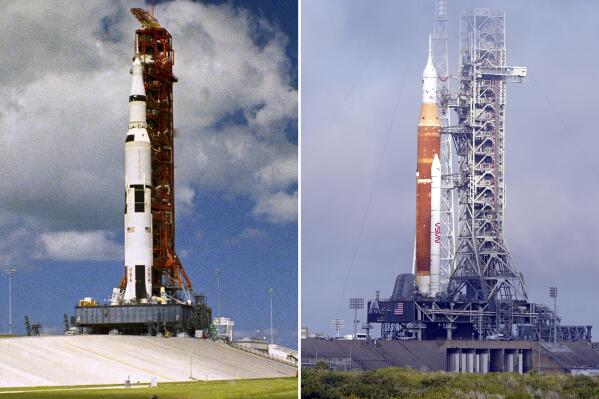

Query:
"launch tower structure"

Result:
[[447, 9, 528, 315], [431, 0, 456, 289], [127, 8, 192, 301], [75, 9, 212, 336], [367, 7, 591, 343]]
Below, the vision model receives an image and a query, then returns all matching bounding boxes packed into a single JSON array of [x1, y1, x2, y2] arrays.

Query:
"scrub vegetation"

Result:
[[302, 364, 599, 399]]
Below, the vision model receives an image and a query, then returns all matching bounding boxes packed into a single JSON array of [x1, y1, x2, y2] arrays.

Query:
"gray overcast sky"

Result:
[[302, 0, 599, 336]]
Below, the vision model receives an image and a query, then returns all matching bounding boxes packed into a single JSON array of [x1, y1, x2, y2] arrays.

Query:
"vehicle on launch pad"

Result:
[[74, 9, 212, 337], [366, 9, 591, 344]]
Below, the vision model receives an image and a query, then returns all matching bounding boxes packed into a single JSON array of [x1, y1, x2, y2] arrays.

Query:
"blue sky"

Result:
[[302, 0, 599, 337], [0, 0, 297, 348]]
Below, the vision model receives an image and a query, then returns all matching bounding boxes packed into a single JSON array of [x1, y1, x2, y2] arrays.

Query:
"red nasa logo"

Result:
[[434, 222, 441, 243]]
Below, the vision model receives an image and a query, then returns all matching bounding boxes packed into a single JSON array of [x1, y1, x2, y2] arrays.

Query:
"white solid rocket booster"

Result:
[[429, 153, 441, 296], [123, 56, 153, 302]]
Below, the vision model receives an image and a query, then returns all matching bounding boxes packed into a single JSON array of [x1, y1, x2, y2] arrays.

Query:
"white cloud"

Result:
[[238, 227, 267, 240], [176, 185, 196, 216], [37, 230, 122, 261], [177, 125, 298, 222], [0, 227, 38, 268], [257, 157, 298, 190], [228, 227, 267, 244], [162, 0, 298, 222], [253, 191, 298, 223], [178, 249, 192, 259]]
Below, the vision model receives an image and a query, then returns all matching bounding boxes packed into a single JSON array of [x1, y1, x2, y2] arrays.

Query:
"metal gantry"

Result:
[[447, 10, 528, 331], [432, 0, 456, 289], [129, 8, 193, 301], [367, 7, 590, 343]]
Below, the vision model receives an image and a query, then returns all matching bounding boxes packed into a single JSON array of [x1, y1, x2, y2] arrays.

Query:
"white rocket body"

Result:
[[429, 153, 441, 296], [123, 56, 153, 302]]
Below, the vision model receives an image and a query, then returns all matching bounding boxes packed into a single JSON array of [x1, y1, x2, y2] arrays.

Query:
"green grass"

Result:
[[0, 378, 297, 399], [302, 366, 599, 399]]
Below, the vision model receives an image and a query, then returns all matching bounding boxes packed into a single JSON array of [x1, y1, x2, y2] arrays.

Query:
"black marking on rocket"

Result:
[[135, 265, 146, 300], [134, 187, 145, 213], [129, 94, 147, 102]]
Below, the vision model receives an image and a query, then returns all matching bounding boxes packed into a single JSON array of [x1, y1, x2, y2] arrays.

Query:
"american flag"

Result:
[[394, 302, 404, 316]]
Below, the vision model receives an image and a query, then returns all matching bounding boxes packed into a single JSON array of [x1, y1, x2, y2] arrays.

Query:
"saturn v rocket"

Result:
[[414, 37, 441, 297], [123, 56, 153, 302]]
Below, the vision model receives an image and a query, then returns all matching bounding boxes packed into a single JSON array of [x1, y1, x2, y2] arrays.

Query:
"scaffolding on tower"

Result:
[[447, 9, 528, 335]]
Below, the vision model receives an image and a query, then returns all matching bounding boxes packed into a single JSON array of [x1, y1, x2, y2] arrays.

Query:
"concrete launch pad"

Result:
[[0, 336, 296, 388]]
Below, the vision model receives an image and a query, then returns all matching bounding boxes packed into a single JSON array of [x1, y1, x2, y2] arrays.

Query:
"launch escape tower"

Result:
[[74, 9, 212, 335], [366, 6, 592, 342], [127, 8, 192, 301]]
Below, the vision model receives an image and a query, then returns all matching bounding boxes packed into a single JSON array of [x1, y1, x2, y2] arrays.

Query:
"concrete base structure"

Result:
[[0, 336, 296, 387], [447, 347, 529, 373], [302, 338, 599, 374], [75, 304, 196, 335]]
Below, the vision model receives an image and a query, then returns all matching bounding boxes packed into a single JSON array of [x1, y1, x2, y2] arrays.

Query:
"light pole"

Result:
[[349, 298, 364, 339], [349, 336, 352, 371], [216, 269, 221, 318], [4, 269, 15, 335], [268, 288, 273, 345], [349, 298, 363, 372], [536, 322, 541, 372], [550, 287, 558, 345]]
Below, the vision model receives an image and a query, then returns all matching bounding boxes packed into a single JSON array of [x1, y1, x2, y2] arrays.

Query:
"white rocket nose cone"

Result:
[[422, 35, 437, 104]]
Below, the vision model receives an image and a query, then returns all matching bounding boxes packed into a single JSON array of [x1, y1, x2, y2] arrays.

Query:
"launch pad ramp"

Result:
[[0, 336, 296, 387]]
